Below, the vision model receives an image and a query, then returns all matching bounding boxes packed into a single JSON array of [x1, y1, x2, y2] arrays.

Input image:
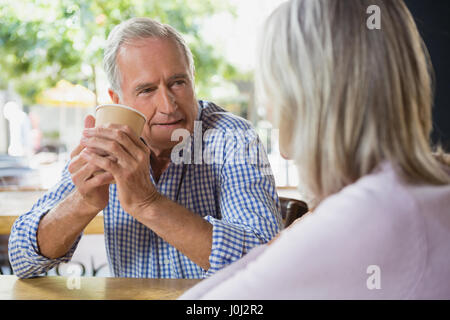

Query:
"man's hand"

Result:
[[68, 115, 112, 213], [36, 115, 113, 259], [80, 123, 159, 216]]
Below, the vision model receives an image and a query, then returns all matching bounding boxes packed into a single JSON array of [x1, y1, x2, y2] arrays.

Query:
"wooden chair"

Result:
[[279, 197, 309, 228]]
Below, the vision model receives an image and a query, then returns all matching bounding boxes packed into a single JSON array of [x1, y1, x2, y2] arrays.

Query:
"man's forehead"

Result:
[[117, 37, 189, 74], [118, 37, 183, 59]]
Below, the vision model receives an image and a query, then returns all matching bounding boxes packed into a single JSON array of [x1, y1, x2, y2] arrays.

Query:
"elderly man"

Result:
[[8, 17, 281, 279]]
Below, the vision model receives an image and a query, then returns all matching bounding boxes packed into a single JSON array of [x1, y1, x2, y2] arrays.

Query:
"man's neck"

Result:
[[149, 147, 172, 183]]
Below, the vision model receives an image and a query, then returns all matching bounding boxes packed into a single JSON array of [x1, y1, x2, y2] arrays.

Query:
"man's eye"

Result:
[[140, 88, 155, 95], [172, 80, 186, 87]]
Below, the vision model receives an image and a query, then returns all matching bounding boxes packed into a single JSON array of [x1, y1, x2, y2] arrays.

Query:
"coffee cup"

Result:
[[91, 104, 147, 182], [95, 103, 147, 136]]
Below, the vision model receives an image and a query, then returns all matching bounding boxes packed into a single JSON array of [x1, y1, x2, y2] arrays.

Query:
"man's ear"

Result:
[[108, 88, 120, 104]]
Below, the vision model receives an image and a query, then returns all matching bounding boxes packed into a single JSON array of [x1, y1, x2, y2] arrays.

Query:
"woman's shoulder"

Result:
[[323, 161, 450, 221]]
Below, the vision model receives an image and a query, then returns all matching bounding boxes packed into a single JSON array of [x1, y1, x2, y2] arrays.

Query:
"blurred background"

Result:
[[0, 0, 448, 276], [0, 0, 299, 192]]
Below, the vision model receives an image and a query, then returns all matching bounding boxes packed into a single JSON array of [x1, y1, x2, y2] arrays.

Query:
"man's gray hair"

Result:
[[103, 17, 195, 95]]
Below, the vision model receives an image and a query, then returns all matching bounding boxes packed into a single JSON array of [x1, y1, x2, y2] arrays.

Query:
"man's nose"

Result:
[[157, 86, 177, 114]]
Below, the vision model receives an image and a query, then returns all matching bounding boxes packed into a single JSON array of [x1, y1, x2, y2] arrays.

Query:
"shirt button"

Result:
[[164, 259, 170, 265]]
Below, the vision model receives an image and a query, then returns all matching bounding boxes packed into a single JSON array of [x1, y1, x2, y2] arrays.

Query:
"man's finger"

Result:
[[68, 152, 87, 174], [81, 135, 134, 165], [83, 126, 144, 161], [82, 146, 118, 163], [70, 143, 85, 159], [106, 123, 143, 148], [69, 148, 110, 175], [72, 161, 103, 184], [84, 171, 114, 188], [81, 150, 120, 175], [71, 115, 96, 159], [85, 114, 96, 129]]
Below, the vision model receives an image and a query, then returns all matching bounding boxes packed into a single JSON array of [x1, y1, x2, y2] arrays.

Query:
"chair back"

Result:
[[279, 197, 309, 228]]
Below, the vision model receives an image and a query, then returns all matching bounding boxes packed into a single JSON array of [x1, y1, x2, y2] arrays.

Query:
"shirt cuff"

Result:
[[204, 216, 265, 277]]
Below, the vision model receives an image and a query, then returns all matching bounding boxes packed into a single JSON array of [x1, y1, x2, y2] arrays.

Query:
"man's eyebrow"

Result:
[[168, 73, 190, 81], [134, 82, 154, 93], [134, 74, 190, 93]]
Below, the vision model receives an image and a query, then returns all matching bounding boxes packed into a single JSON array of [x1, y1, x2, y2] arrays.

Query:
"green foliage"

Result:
[[0, 0, 237, 104]]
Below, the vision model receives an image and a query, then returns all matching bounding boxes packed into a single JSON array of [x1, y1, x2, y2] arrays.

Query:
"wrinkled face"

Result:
[[110, 37, 197, 153]]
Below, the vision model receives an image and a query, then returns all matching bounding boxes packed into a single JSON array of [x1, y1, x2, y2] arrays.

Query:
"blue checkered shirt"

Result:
[[8, 100, 282, 279]]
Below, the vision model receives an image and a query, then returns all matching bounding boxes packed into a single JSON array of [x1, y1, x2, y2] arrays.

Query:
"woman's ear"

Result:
[[279, 139, 292, 160], [278, 115, 294, 160]]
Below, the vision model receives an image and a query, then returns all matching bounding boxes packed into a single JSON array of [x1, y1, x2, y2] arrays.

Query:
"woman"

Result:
[[180, 0, 450, 299]]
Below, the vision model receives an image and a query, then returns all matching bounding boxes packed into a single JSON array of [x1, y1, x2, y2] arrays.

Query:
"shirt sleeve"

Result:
[[204, 129, 282, 276], [8, 162, 82, 279]]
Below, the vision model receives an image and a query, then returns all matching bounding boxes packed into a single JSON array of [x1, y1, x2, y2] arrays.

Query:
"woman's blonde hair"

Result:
[[256, 0, 450, 206]]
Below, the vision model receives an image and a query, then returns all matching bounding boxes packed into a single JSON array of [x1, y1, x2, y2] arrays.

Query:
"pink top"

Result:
[[180, 162, 450, 299]]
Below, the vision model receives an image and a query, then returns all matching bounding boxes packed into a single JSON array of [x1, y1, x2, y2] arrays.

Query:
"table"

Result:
[[0, 275, 201, 300]]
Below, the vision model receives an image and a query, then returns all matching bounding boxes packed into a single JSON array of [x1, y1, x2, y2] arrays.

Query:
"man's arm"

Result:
[[36, 190, 100, 259], [133, 195, 213, 270], [8, 163, 78, 278], [8, 180, 103, 278], [8, 115, 112, 278], [36, 115, 112, 259], [201, 125, 282, 275]]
